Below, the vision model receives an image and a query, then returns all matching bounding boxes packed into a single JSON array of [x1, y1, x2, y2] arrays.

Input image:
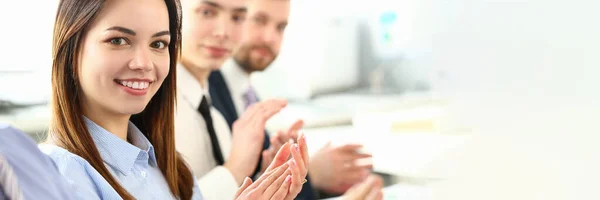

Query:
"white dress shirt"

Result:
[[221, 58, 252, 116], [174, 64, 238, 200]]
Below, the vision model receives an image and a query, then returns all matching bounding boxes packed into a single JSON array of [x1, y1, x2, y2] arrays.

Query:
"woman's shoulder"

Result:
[[38, 143, 120, 200], [38, 144, 90, 169]]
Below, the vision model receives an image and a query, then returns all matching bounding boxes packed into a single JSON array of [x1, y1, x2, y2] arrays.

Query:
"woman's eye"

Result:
[[151, 41, 167, 49], [109, 38, 128, 45]]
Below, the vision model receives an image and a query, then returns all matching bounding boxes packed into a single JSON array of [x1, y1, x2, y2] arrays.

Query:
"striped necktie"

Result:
[[243, 86, 259, 109], [0, 154, 23, 200]]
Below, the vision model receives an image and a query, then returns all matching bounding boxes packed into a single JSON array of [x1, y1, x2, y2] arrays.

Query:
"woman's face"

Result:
[[78, 0, 171, 116]]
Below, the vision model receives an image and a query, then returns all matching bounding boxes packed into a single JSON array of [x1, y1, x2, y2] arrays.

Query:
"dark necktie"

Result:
[[197, 96, 225, 165]]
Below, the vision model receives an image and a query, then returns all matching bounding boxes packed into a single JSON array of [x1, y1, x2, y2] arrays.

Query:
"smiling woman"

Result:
[[38, 0, 201, 199]]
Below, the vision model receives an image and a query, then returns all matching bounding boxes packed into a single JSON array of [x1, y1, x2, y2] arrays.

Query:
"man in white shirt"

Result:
[[175, 0, 307, 199], [208, 0, 375, 197]]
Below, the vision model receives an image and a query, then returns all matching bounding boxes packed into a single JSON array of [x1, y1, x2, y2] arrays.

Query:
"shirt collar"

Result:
[[221, 58, 251, 98], [84, 116, 158, 175], [177, 64, 210, 109]]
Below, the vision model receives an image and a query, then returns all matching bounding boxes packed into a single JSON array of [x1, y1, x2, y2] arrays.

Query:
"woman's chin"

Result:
[[118, 106, 147, 116]]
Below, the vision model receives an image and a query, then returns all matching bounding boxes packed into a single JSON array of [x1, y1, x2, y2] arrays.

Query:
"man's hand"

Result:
[[225, 99, 287, 184], [259, 119, 304, 174], [340, 175, 384, 200], [309, 142, 373, 195]]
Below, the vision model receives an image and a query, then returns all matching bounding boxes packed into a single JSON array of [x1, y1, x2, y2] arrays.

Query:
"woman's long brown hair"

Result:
[[48, 0, 194, 199]]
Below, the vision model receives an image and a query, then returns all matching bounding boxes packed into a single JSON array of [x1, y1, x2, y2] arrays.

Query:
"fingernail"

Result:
[[294, 144, 299, 151], [285, 175, 292, 183], [291, 160, 297, 166]]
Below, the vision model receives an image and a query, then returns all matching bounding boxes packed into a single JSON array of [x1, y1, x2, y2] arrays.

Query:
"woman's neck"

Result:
[[82, 103, 131, 141]]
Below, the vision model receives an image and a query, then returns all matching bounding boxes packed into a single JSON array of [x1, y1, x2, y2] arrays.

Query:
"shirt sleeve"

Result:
[[197, 166, 239, 200]]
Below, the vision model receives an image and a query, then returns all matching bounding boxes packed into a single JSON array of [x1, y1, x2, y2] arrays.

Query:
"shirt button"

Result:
[[140, 170, 147, 178]]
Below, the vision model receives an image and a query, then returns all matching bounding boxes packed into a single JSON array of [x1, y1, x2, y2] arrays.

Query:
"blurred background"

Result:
[[1, 0, 599, 199]]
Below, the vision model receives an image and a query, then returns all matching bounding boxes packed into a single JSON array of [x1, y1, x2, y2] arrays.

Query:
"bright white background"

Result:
[[0, 1, 58, 104], [1, 1, 599, 199]]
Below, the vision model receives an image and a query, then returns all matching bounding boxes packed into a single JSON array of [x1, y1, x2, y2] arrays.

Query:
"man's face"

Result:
[[181, 0, 247, 71], [234, 0, 290, 73]]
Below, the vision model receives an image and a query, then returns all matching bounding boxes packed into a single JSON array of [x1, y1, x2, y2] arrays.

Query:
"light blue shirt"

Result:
[[39, 118, 204, 200], [0, 124, 76, 200]]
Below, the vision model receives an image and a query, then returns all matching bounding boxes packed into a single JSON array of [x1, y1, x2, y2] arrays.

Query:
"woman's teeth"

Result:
[[119, 80, 149, 89]]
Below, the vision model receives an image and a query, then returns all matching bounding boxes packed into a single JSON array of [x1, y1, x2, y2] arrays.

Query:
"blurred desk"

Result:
[[299, 99, 472, 199], [268, 103, 354, 128], [324, 183, 433, 200], [308, 98, 600, 200], [294, 92, 472, 179], [303, 125, 471, 180], [267, 91, 443, 130]]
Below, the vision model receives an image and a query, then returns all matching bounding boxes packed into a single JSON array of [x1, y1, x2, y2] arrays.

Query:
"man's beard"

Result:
[[234, 44, 277, 73]]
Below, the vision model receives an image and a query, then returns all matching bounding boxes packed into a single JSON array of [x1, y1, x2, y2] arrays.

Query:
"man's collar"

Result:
[[221, 59, 252, 97], [177, 64, 210, 108]]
